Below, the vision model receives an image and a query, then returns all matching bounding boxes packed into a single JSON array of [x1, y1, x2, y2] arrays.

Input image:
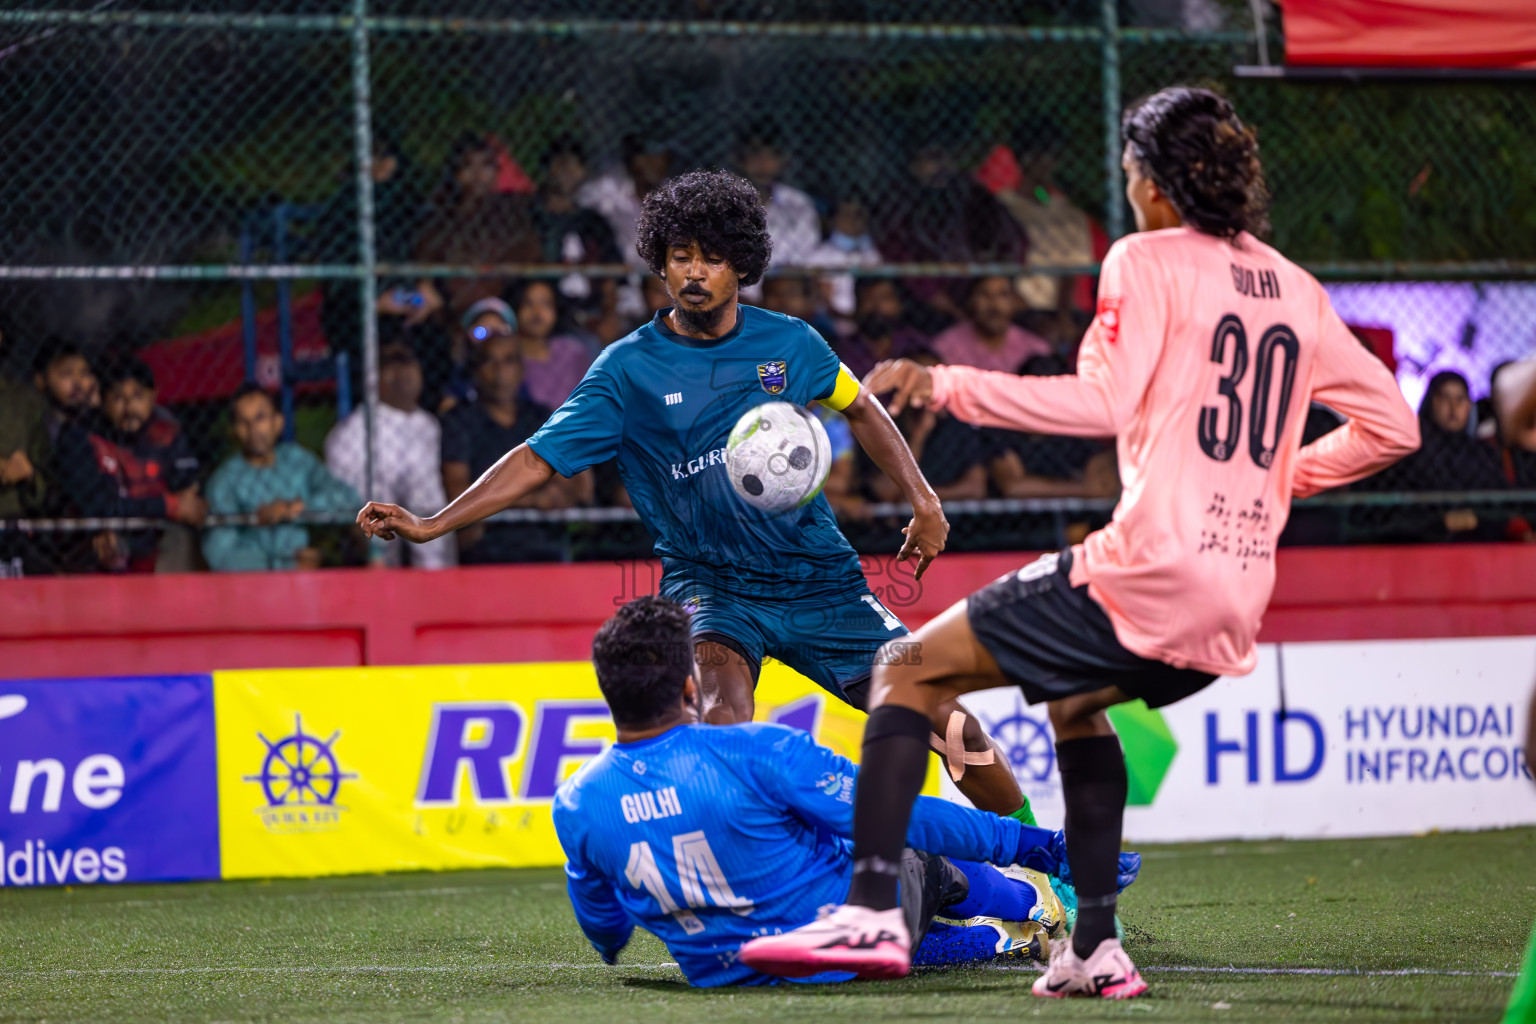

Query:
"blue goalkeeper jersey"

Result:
[[525, 306, 862, 594], [551, 722, 1050, 987]]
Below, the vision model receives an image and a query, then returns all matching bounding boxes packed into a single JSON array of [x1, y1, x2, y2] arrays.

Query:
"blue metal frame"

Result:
[[238, 202, 351, 439]]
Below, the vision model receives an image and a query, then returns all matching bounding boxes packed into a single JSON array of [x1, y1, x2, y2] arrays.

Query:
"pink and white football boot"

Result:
[[739, 904, 911, 980], [1032, 936, 1148, 999]]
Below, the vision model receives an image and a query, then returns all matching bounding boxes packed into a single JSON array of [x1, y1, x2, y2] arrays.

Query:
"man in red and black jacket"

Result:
[[53, 354, 206, 571]]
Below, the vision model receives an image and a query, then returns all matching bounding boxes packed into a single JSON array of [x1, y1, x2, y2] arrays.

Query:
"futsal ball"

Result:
[[725, 402, 832, 512]]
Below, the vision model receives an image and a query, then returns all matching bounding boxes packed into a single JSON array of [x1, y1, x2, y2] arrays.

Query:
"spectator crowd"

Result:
[[2, 125, 1534, 576]]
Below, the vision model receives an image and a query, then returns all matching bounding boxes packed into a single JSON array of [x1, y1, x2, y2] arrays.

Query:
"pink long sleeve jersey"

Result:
[[929, 227, 1419, 676]]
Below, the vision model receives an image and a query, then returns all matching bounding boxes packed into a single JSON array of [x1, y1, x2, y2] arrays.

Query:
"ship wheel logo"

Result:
[[984, 699, 1056, 784], [244, 713, 357, 809]]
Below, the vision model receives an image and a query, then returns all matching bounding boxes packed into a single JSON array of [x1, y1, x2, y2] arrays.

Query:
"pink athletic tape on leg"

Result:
[[929, 710, 996, 782]]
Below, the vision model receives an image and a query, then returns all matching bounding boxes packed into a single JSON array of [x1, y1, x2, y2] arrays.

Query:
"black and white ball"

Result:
[[725, 402, 833, 513]]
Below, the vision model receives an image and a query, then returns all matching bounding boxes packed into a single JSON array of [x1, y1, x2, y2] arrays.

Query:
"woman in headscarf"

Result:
[[1354, 370, 1509, 541]]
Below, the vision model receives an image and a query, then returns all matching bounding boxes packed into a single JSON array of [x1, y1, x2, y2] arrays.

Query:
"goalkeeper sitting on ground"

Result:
[[552, 597, 1139, 986]]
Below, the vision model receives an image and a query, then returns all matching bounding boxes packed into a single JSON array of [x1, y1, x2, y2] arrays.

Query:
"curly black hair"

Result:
[[635, 169, 772, 287], [1122, 86, 1270, 241], [591, 596, 695, 728]]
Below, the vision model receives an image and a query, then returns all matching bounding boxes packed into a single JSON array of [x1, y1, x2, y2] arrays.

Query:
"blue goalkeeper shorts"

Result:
[[659, 571, 910, 707]]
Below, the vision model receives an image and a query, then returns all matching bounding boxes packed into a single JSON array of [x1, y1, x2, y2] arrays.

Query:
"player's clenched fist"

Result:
[[357, 501, 437, 543], [863, 359, 934, 416]]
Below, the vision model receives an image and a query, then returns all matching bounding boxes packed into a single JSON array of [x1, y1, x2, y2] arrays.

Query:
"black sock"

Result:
[[847, 704, 932, 911], [1056, 733, 1128, 959]]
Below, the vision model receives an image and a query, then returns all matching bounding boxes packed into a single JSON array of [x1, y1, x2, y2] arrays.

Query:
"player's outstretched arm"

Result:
[[867, 247, 1166, 439], [839, 385, 948, 579], [357, 443, 556, 543], [866, 350, 1131, 440]]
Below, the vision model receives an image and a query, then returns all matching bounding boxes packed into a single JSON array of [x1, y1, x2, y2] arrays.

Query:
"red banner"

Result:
[[1281, 0, 1536, 69], [138, 290, 332, 404]]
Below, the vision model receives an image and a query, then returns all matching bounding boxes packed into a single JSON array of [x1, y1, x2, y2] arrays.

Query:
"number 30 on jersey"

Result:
[[1199, 314, 1300, 470]]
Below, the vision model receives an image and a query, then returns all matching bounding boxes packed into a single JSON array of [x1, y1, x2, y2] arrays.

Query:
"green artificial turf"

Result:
[[1, 828, 1532, 1023]]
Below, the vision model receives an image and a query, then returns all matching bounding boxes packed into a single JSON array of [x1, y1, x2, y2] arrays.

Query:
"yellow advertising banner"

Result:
[[215, 662, 939, 879]]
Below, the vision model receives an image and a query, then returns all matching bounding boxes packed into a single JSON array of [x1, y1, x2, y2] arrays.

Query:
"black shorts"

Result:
[[967, 549, 1217, 709]]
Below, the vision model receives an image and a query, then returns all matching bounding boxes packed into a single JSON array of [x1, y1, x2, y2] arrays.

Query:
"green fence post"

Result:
[[351, 0, 379, 499], [1102, 0, 1124, 242]]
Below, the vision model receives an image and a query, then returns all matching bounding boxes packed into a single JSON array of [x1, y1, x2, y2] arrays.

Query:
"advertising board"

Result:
[[4, 636, 1532, 886], [214, 661, 909, 878], [942, 637, 1536, 841], [0, 675, 219, 887]]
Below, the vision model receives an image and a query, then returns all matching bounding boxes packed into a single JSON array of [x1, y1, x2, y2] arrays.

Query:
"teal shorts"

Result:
[[660, 573, 911, 707]]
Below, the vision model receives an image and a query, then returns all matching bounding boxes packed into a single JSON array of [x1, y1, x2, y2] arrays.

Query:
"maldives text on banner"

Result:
[[0, 675, 220, 888], [213, 661, 916, 879], [942, 637, 1536, 841]]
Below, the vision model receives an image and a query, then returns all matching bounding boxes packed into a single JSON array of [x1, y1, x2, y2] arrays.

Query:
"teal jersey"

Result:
[[527, 306, 861, 593]]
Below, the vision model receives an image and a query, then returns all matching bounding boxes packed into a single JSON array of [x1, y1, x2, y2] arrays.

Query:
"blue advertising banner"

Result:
[[0, 675, 219, 887]]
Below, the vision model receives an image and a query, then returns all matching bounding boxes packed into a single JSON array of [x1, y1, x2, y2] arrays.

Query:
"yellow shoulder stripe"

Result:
[[821, 363, 860, 411]]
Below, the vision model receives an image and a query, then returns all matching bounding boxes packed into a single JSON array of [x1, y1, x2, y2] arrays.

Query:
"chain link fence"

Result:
[[1, 1, 1534, 576]]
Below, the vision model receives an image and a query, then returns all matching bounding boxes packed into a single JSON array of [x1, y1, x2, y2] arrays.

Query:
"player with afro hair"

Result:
[[634, 169, 773, 335], [360, 165, 1004, 836]]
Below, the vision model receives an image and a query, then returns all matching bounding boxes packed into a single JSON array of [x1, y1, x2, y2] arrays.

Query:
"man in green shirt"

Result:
[[203, 384, 361, 571]]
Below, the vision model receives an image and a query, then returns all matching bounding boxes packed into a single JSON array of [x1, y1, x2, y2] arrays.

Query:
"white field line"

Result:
[[0, 963, 1515, 979], [1145, 965, 1518, 979], [976, 963, 1515, 978]]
